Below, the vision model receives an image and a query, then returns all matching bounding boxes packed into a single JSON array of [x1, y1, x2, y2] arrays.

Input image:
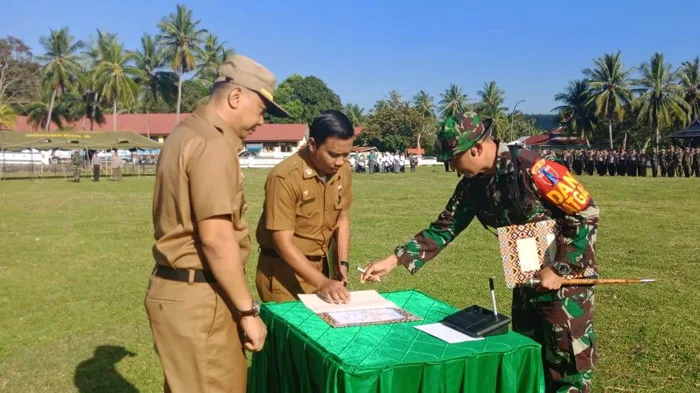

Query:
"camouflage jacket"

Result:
[[71, 151, 81, 166], [395, 141, 599, 278]]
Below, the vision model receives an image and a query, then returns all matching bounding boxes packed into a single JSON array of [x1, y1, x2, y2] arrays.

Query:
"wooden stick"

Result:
[[526, 278, 655, 286]]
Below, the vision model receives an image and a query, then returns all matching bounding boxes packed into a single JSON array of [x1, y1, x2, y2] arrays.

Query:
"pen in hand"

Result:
[[357, 266, 381, 282]]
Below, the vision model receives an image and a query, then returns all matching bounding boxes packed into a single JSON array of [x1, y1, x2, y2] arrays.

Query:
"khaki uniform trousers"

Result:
[[145, 275, 247, 393], [255, 253, 328, 303]]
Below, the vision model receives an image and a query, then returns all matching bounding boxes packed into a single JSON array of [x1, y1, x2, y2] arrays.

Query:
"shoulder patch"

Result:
[[531, 159, 591, 214]]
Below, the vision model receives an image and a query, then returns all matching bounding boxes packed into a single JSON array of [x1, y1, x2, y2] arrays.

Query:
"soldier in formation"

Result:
[[540, 146, 700, 179]]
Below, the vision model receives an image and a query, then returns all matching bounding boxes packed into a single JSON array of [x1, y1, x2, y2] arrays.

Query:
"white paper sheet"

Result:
[[298, 290, 398, 314], [516, 237, 541, 272], [415, 323, 484, 344], [326, 308, 407, 325]]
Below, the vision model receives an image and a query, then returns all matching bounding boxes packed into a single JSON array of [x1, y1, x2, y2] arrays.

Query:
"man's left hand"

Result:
[[535, 266, 564, 292]]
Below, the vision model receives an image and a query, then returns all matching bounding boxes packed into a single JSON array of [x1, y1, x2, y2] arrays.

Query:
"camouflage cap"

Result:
[[436, 111, 490, 161]]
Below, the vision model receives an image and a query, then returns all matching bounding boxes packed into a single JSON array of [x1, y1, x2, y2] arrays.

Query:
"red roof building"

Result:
[[4, 114, 366, 157], [522, 126, 586, 148]]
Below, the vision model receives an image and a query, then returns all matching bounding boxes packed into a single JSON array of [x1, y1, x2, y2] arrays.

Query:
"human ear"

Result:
[[227, 87, 243, 109]]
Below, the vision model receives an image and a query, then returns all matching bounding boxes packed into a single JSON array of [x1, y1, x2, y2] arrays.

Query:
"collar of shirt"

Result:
[[299, 147, 341, 184], [495, 141, 513, 176], [193, 105, 243, 151]]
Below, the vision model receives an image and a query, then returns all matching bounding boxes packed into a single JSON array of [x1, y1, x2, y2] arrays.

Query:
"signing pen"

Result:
[[357, 266, 381, 282]]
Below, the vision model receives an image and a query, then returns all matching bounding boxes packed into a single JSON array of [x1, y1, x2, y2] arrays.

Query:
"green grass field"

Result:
[[1, 168, 699, 393]]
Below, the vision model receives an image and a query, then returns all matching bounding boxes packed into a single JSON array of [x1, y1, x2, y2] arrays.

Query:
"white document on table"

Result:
[[326, 308, 407, 325], [298, 290, 398, 314], [415, 323, 484, 344]]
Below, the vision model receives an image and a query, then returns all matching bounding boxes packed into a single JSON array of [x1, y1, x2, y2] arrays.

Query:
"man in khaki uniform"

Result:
[[145, 54, 289, 393], [256, 110, 355, 304]]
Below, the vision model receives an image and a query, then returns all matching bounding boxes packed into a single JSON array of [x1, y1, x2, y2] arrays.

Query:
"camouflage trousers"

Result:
[[512, 285, 597, 393], [72, 165, 81, 182]]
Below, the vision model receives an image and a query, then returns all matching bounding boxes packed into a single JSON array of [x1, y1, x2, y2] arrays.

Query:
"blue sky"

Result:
[[3, 0, 700, 114]]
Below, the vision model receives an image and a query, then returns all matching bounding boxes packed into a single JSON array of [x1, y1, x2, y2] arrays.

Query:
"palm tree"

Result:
[[84, 29, 116, 130], [633, 53, 689, 149], [413, 90, 436, 150], [0, 105, 16, 129], [439, 84, 468, 118], [413, 90, 436, 119], [583, 51, 634, 149], [477, 81, 509, 138], [133, 33, 177, 137], [679, 57, 700, 122], [92, 39, 143, 131], [342, 103, 365, 126], [38, 27, 84, 131], [194, 33, 232, 88], [552, 79, 597, 145], [158, 4, 207, 122], [26, 92, 67, 130]]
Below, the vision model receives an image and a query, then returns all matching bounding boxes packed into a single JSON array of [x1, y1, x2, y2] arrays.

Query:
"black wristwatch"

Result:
[[340, 261, 350, 269], [239, 300, 260, 318]]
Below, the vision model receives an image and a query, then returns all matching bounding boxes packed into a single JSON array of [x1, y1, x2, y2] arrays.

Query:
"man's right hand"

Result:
[[360, 255, 398, 283], [239, 316, 267, 352], [317, 278, 350, 304]]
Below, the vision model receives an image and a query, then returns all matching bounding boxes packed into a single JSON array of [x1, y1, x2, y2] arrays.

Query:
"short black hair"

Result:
[[309, 110, 355, 145]]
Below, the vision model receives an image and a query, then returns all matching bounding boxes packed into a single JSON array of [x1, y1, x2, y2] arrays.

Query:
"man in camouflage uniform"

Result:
[[674, 147, 683, 177], [659, 148, 667, 177], [71, 150, 82, 182], [650, 150, 658, 178], [361, 112, 599, 393], [666, 147, 676, 178], [682, 147, 692, 178], [692, 148, 700, 177]]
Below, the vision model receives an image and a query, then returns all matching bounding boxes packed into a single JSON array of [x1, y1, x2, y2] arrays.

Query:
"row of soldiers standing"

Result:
[[549, 147, 700, 178]]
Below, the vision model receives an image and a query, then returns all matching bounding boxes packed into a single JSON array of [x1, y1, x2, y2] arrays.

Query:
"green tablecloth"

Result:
[[249, 290, 544, 393]]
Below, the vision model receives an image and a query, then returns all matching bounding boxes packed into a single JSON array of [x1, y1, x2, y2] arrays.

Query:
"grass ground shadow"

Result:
[[74, 345, 139, 393]]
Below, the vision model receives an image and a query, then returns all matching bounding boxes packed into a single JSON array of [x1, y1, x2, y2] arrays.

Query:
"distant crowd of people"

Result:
[[351, 152, 420, 173], [545, 147, 700, 178]]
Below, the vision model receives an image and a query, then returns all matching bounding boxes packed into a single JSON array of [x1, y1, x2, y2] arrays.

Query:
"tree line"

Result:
[[1, 5, 696, 153]]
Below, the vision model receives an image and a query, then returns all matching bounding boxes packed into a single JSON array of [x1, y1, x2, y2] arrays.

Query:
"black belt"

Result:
[[259, 247, 325, 262], [153, 264, 216, 283]]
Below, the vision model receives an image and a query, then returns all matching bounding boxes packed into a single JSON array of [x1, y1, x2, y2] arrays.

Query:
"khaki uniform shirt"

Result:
[[152, 106, 250, 270], [256, 148, 352, 257]]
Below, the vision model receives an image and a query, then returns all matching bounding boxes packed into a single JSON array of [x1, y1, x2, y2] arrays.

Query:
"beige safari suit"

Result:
[[145, 105, 250, 393], [255, 147, 352, 302]]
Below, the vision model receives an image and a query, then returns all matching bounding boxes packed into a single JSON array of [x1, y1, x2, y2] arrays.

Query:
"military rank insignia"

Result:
[[530, 159, 591, 214]]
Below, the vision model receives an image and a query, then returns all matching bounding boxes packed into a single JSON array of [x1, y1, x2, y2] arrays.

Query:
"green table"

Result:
[[249, 290, 544, 393]]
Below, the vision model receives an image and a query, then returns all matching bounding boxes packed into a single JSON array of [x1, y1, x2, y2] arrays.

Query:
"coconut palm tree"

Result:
[[412, 90, 436, 150], [26, 92, 68, 130], [633, 53, 689, 149], [38, 27, 84, 131], [583, 51, 634, 149], [133, 33, 177, 137], [92, 39, 143, 131], [157, 4, 207, 122], [342, 103, 365, 126], [552, 79, 597, 145], [84, 29, 116, 130], [476, 81, 510, 138], [679, 57, 700, 122], [439, 84, 468, 118], [194, 33, 232, 88], [413, 90, 436, 119]]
